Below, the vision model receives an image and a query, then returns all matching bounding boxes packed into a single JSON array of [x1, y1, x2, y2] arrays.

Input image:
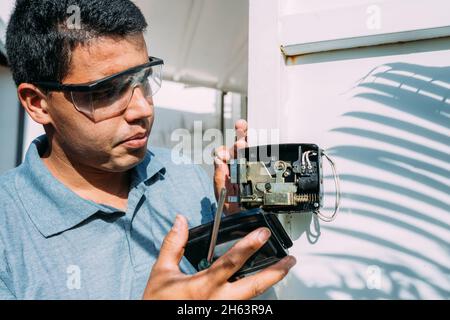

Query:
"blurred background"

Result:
[[0, 0, 449, 300]]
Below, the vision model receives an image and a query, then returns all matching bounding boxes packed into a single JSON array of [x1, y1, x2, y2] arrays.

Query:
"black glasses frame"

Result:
[[34, 56, 164, 92]]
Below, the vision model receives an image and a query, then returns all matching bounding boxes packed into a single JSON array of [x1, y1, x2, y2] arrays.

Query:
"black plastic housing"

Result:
[[184, 210, 293, 281]]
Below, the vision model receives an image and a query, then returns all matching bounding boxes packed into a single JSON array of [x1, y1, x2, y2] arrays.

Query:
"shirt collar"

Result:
[[15, 135, 165, 238]]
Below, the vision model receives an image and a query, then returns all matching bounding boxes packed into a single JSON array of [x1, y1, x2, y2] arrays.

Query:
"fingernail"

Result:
[[257, 228, 271, 243], [284, 256, 297, 268], [173, 215, 182, 231], [218, 150, 228, 159]]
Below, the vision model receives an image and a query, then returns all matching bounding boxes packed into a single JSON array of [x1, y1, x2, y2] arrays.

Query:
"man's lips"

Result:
[[119, 131, 149, 149]]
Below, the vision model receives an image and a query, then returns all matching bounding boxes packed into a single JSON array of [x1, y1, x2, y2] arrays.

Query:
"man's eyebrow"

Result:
[[99, 59, 149, 78], [78, 60, 147, 84]]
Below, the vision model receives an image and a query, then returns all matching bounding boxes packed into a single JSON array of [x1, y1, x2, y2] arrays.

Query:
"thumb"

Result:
[[214, 146, 231, 171], [155, 215, 189, 271]]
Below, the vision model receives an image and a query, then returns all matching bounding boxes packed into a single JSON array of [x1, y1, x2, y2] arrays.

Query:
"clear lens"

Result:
[[70, 64, 163, 122], [145, 63, 163, 97]]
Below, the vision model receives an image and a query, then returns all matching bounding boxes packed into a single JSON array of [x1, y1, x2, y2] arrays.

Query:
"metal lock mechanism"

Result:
[[184, 144, 341, 281], [229, 144, 340, 222]]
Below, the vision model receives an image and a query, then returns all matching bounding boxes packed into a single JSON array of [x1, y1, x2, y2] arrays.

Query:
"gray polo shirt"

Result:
[[0, 135, 217, 299]]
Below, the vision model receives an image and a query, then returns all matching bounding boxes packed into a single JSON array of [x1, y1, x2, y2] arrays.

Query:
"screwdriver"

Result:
[[198, 187, 227, 270]]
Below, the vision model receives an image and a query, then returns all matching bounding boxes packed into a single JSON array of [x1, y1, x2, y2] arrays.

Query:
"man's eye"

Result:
[[144, 68, 153, 78], [92, 88, 116, 100], [119, 79, 133, 93]]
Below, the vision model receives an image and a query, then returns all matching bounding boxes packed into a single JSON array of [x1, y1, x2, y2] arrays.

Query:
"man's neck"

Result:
[[41, 139, 131, 211]]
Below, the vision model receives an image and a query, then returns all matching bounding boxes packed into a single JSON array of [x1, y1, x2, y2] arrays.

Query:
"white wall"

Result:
[[0, 66, 19, 174], [249, 0, 450, 299], [0, 0, 14, 24], [0, 1, 19, 174]]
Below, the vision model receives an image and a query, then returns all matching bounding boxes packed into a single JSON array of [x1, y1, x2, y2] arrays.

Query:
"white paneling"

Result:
[[249, 0, 450, 299], [280, 0, 450, 55], [248, 0, 283, 146], [277, 42, 450, 300], [279, 0, 388, 16]]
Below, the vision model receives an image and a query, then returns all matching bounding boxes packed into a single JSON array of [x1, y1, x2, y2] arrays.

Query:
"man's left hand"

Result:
[[213, 119, 248, 215]]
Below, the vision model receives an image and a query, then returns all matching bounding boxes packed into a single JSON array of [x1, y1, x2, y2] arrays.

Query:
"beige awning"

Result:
[[134, 0, 249, 94]]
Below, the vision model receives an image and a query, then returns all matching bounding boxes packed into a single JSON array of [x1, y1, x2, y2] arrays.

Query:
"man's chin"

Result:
[[109, 147, 148, 172]]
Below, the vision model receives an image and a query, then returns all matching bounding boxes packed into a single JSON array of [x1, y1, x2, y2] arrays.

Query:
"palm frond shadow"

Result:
[[286, 62, 450, 299]]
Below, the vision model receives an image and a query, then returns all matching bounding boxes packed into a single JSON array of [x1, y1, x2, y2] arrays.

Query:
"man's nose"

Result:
[[123, 85, 153, 122]]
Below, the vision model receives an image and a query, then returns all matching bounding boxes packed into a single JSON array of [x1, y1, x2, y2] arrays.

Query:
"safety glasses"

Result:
[[35, 56, 164, 122]]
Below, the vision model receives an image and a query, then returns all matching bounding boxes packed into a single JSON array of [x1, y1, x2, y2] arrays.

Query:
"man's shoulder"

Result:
[[0, 166, 27, 236], [0, 166, 23, 201], [148, 146, 172, 162]]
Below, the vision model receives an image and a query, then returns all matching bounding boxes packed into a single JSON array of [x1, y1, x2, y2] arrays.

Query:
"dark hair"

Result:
[[6, 0, 148, 86]]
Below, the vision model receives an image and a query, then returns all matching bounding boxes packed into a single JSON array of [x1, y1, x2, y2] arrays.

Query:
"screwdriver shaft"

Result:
[[207, 188, 227, 264]]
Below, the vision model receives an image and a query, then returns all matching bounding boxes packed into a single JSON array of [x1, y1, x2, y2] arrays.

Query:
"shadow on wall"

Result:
[[284, 62, 450, 299]]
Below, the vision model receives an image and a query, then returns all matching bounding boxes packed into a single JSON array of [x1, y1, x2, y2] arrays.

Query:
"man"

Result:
[[0, 0, 296, 299]]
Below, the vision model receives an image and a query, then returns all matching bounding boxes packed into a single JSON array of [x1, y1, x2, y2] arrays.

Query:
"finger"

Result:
[[154, 215, 189, 271], [235, 119, 248, 134], [228, 256, 297, 299], [213, 145, 241, 214], [232, 138, 248, 159], [213, 146, 231, 197], [233, 120, 248, 158], [235, 128, 247, 142], [207, 227, 272, 282], [214, 146, 231, 168]]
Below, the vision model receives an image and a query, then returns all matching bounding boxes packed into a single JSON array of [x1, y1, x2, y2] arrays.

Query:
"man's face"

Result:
[[44, 33, 153, 172]]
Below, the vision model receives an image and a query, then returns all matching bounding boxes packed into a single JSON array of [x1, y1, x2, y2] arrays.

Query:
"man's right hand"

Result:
[[143, 215, 296, 300]]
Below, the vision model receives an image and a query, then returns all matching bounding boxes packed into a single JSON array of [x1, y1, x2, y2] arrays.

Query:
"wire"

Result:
[[314, 150, 341, 222], [301, 151, 307, 170], [302, 150, 316, 170]]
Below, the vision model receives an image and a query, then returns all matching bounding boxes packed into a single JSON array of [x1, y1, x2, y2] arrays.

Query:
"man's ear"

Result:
[[17, 83, 52, 125]]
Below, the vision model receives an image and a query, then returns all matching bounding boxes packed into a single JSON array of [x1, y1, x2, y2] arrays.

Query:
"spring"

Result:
[[294, 193, 317, 203]]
